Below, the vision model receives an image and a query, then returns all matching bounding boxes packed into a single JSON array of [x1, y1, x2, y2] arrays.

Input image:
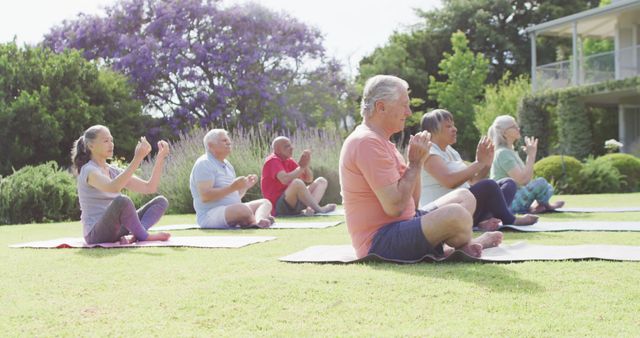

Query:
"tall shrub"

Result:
[[429, 31, 489, 158], [518, 94, 556, 159], [474, 73, 530, 136], [134, 127, 344, 214], [556, 94, 593, 160]]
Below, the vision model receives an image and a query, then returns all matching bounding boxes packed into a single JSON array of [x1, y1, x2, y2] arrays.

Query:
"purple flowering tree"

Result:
[[44, 0, 352, 132]]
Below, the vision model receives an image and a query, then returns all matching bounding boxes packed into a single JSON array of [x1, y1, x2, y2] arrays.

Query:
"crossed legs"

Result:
[[283, 177, 336, 214], [85, 195, 171, 244], [421, 189, 503, 257], [225, 199, 274, 228]]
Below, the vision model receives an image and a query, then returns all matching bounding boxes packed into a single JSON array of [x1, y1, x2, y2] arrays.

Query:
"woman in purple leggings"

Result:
[[71, 125, 171, 244]]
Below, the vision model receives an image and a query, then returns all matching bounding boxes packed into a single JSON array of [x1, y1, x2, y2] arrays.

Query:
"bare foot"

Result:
[[442, 244, 455, 258], [472, 231, 503, 249], [513, 214, 539, 225], [301, 207, 315, 216], [146, 232, 171, 241], [319, 204, 337, 213], [256, 218, 272, 228], [460, 242, 483, 258], [529, 201, 547, 214], [545, 200, 565, 211], [477, 217, 501, 231], [119, 235, 136, 244]]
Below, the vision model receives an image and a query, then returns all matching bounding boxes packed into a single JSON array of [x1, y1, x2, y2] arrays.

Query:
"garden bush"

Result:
[[0, 162, 79, 225], [533, 155, 582, 194], [594, 153, 640, 192], [577, 157, 624, 194]]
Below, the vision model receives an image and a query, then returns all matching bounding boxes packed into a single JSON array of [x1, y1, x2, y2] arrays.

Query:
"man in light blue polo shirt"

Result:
[[189, 129, 274, 228]]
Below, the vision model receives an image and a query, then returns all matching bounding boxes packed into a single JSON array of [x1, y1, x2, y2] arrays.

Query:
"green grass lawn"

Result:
[[2, 193, 640, 336]]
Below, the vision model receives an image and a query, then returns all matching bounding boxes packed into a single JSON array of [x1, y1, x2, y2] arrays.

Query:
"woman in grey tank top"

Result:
[[71, 125, 172, 244]]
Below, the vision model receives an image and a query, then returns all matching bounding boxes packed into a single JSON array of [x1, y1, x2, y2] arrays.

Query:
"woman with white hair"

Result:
[[420, 109, 538, 230], [71, 125, 171, 244], [488, 115, 564, 213]]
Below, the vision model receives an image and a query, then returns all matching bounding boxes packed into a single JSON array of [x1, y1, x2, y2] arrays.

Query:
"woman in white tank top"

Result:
[[420, 110, 538, 230]]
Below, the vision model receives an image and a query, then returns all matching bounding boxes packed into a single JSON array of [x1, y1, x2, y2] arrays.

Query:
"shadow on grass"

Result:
[[73, 246, 188, 258], [366, 261, 543, 294], [499, 232, 567, 240], [537, 213, 602, 221]]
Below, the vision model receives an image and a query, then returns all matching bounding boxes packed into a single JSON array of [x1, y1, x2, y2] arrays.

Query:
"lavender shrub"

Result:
[[131, 127, 344, 214]]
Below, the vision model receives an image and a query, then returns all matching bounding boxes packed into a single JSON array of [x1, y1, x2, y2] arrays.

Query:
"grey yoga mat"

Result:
[[496, 221, 640, 232], [152, 221, 342, 231], [279, 242, 640, 263], [10, 236, 276, 249], [555, 206, 640, 213], [277, 208, 345, 217]]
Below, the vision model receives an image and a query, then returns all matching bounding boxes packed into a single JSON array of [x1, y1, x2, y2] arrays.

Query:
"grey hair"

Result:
[[360, 75, 409, 118], [421, 109, 454, 134], [203, 129, 228, 150], [488, 115, 517, 148]]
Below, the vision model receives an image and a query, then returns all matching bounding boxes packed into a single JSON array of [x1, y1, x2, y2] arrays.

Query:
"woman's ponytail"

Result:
[[70, 125, 108, 175]]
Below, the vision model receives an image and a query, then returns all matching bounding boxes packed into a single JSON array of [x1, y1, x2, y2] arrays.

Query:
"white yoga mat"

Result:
[[498, 221, 640, 232], [555, 206, 640, 213], [10, 236, 276, 249], [152, 221, 342, 231], [279, 242, 640, 263]]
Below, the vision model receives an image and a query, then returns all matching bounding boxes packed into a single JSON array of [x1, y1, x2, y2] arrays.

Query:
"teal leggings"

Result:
[[510, 177, 554, 214]]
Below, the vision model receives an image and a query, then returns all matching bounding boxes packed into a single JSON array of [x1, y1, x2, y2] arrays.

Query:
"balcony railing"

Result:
[[535, 44, 640, 91]]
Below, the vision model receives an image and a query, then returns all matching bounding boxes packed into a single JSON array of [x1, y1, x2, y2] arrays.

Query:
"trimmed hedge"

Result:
[[556, 94, 592, 160], [594, 153, 640, 192], [0, 162, 79, 225], [519, 76, 640, 160], [578, 157, 623, 194], [533, 155, 582, 194]]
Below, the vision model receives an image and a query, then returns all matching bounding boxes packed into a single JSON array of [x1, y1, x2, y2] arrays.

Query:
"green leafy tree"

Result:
[[357, 28, 449, 116], [0, 42, 147, 175], [474, 73, 531, 136], [418, 0, 598, 83], [429, 31, 489, 158], [356, 0, 598, 115]]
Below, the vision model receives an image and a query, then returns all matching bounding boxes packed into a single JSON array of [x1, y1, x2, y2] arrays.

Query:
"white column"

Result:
[[619, 105, 626, 153], [633, 24, 638, 76], [572, 21, 579, 86], [531, 32, 537, 92], [615, 23, 620, 79]]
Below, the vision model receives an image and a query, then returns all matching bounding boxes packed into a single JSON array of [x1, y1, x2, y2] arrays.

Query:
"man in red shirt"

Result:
[[261, 136, 337, 216]]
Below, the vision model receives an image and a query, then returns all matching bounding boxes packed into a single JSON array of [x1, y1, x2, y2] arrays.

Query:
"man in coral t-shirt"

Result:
[[339, 75, 504, 260], [261, 136, 336, 216]]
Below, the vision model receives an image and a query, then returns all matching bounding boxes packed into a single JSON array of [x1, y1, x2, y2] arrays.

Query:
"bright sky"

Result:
[[0, 0, 441, 76]]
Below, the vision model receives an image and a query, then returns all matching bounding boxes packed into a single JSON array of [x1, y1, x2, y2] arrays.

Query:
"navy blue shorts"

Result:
[[368, 210, 444, 261], [275, 194, 306, 216]]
